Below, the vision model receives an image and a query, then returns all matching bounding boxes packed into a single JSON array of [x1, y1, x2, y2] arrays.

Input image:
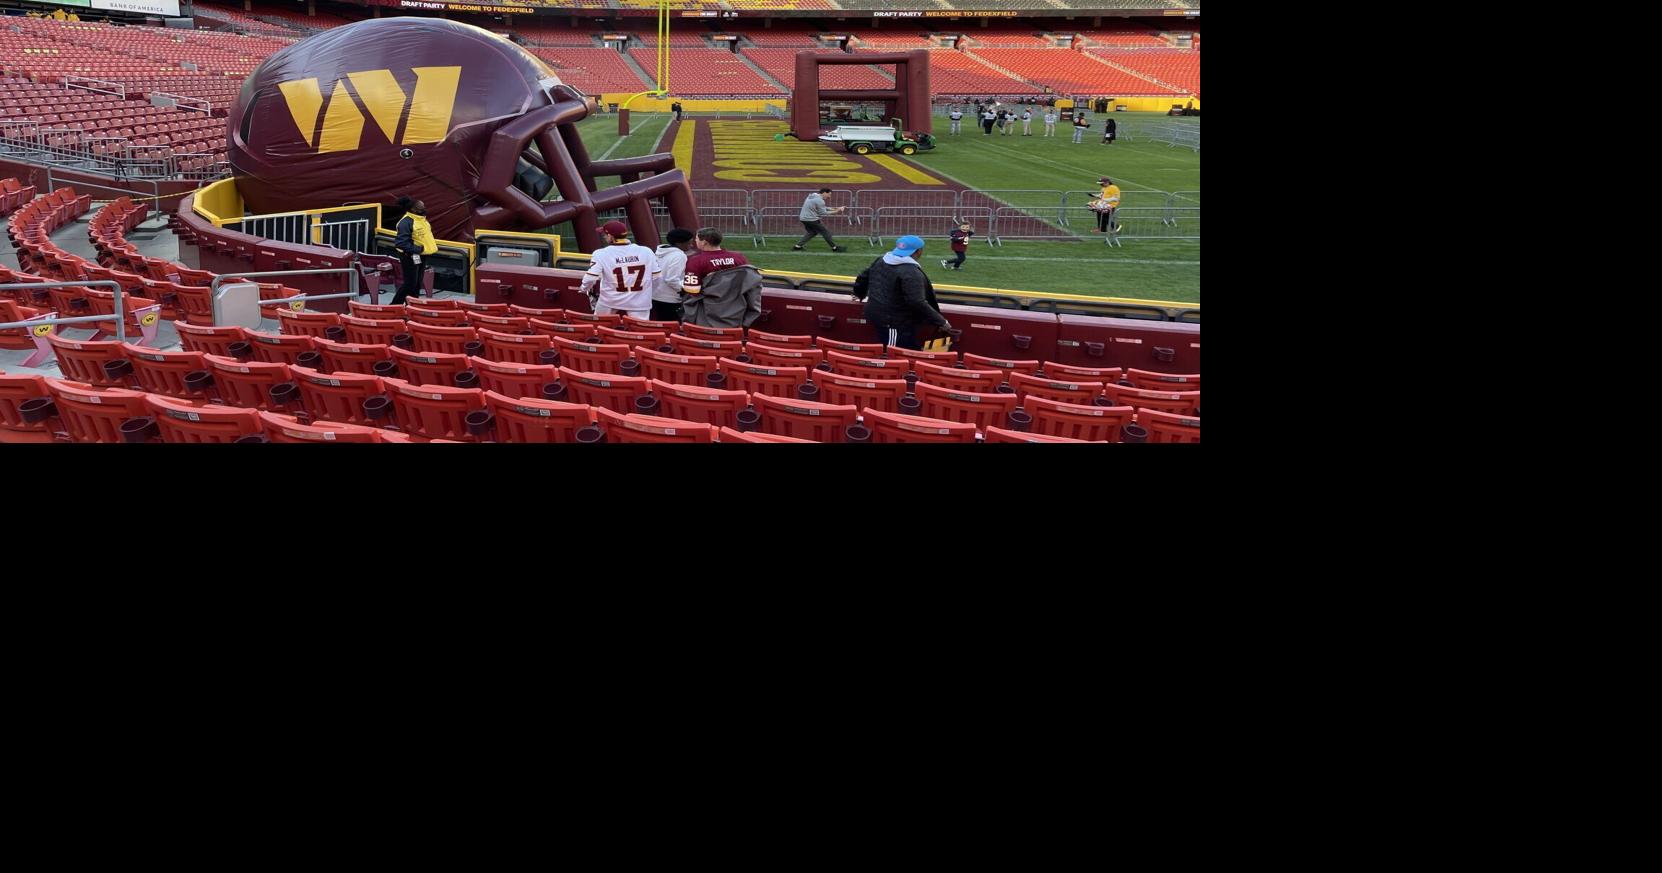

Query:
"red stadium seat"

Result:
[[383, 378, 485, 441], [745, 329, 813, 349], [815, 337, 887, 357], [744, 342, 825, 371], [961, 353, 1042, 378], [812, 370, 909, 414], [681, 323, 744, 340], [276, 308, 341, 339], [45, 334, 129, 387], [527, 318, 593, 339], [349, 300, 408, 319], [1025, 397, 1136, 443], [288, 365, 386, 427], [826, 350, 911, 378], [0, 371, 54, 443], [1126, 368, 1200, 392], [466, 313, 531, 335], [558, 366, 648, 413], [552, 335, 633, 374], [1102, 383, 1199, 415], [406, 322, 477, 356], [469, 356, 559, 400], [477, 328, 553, 365], [751, 393, 859, 443], [388, 345, 470, 387], [1042, 363, 1124, 383], [480, 390, 595, 443], [203, 354, 293, 412], [565, 310, 623, 326], [313, 337, 393, 375], [594, 407, 715, 444], [860, 408, 979, 444], [912, 361, 1006, 392], [718, 358, 809, 398], [45, 379, 151, 443], [455, 300, 510, 314], [246, 330, 316, 365], [597, 326, 667, 350], [405, 306, 470, 327], [887, 345, 959, 368], [983, 426, 1102, 444], [718, 427, 817, 444], [913, 381, 1022, 434], [120, 343, 210, 399], [340, 315, 407, 346], [633, 346, 720, 386], [144, 394, 262, 443], [622, 316, 679, 334], [667, 334, 743, 359], [1135, 408, 1200, 443], [173, 322, 247, 357], [1008, 371, 1105, 406], [510, 305, 564, 320], [649, 379, 751, 428], [259, 412, 401, 444]]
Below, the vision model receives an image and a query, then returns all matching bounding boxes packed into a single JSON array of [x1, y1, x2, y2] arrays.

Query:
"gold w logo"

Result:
[[277, 67, 462, 154]]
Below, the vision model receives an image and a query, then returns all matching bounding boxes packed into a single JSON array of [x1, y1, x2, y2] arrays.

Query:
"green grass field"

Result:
[[567, 111, 1200, 304]]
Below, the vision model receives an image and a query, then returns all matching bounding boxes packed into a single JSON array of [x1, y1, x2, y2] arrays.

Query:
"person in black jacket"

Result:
[[857, 235, 951, 351]]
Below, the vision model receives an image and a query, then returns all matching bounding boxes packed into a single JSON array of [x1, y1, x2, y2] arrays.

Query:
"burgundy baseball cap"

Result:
[[599, 220, 629, 237]]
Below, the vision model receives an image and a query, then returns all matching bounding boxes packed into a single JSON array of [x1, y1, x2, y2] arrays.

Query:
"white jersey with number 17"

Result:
[[580, 242, 662, 313]]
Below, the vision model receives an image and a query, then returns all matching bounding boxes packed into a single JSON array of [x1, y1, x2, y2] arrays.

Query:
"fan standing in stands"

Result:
[[580, 220, 661, 320], [652, 228, 694, 323], [681, 228, 761, 328], [858, 234, 951, 351], [391, 198, 437, 305]]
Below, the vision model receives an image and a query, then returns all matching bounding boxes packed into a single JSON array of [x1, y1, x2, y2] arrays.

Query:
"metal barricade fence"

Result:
[[853, 188, 955, 214], [751, 189, 856, 213], [958, 189, 1067, 219], [233, 212, 313, 246], [991, 206, 1092, 243], [872, 206, 993, 247], [1113, 207, 1199, 242], [691, 189, 752, 224], [315, 219, 372, 254], [650, 205, 749, 237], [751, 206, 875, 246]]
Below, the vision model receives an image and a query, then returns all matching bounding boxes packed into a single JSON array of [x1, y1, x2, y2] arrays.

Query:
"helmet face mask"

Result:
[[228, 17, 697, 251]]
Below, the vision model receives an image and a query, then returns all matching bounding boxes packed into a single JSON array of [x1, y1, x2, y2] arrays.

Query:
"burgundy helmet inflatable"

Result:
[[228, 17, 697, 250]]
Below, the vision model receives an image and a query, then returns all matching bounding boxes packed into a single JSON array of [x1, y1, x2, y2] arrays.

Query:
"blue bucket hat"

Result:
[[891, 235, 926, 258]]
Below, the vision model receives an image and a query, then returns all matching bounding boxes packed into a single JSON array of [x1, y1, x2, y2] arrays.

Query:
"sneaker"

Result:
[[1111, 226, 1121, 233], [791, 245, 804, 251], [941, 259, 950, 268], [1092, 228, 1103, 233], [832, 246, 847, 253]]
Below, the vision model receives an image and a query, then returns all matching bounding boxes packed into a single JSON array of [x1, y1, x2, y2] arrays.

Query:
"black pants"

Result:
[[392, 252, 423, 304], [948, 250, 965, 269], [982, 120, 994, 134], [873, 323, 921, 351], [650, 301, 682, 322], [1097, 209, 1118, 233], [796, 221, 838, 249]]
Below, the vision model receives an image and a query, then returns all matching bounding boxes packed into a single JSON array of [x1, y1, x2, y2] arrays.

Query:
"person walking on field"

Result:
[[793, 188, 848, 252], [1043, 108, 1057, 137]]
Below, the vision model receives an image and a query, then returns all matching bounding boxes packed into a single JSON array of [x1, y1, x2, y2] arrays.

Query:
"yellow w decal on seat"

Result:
[[277, 67, 461, 154]]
